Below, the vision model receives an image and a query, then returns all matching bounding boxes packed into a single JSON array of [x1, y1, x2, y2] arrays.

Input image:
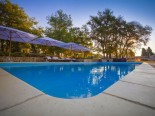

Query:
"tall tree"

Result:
[[141, 48, 147, 56], [0, 0, 43, 53], [46, 10, 91, 57], [147, 47, 154, 57], [87, 9, 152, 58], [87, 9, 118, 58], [0, 0, 43, 34], [45, 10, 73, 56], [46, 9, 72, 42], [69, 25, 92, 48]]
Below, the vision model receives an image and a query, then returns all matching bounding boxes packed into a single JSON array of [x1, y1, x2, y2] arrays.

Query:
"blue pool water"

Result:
[[0, 62, 141, 99]]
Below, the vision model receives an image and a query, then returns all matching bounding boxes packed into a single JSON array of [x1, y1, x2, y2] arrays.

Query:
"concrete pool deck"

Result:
[[0, 63, 155, 116]]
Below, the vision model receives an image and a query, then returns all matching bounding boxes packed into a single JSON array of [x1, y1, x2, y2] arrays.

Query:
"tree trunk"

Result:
[[109, 53, 111, 58], [0, 40, 5, 52], [115, 50, 118, 58]]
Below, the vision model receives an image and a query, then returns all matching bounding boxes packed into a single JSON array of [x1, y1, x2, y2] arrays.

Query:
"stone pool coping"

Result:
[[0, 62, 155, 116]]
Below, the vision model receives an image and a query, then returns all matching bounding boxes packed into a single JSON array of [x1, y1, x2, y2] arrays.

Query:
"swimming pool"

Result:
[[0, 62, 141, 99]]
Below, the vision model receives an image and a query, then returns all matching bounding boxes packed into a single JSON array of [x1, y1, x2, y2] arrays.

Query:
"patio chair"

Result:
[[113, 58, 127, 62], [44, 56, 52, 62], [50, 56, 60, 62]]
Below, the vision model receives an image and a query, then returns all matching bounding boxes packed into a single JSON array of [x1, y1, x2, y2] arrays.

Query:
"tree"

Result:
[[87, 9, 116, 58], [46, 9, 72, 42], [0, 0, 43, 54], [87, 9, 152, 58], [46, 10, 92, 57], [69, 25, 92, 48], [147, 47, 154, 57], [141, 47, 154, 57], [45, 10, 73, 56], [141, 48, 147, 56], [0, 0, 43, 34]]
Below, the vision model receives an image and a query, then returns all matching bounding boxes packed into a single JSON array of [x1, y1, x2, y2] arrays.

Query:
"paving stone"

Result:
[[105, 81, 155, 108], [121, 71, 155, 87], [0, 69, 42, 110], [0, 94, 155, 116], [134, 64, 155, 74]]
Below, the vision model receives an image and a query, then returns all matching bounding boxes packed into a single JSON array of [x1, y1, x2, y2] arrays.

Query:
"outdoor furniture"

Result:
[[50, 57, 61, 62], [60, 42, 89, 51], [113, 58, 127, 62], [44, 56, 52, 62], [0, 26, 38, 58], [59, 58, 72, 62], [31, 37, 65, 47]]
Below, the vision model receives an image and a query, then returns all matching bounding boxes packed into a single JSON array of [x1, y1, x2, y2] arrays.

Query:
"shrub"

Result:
[[0, 51, 8, 56], [26, 53, 45, 57], [11, 52, 22, 57]]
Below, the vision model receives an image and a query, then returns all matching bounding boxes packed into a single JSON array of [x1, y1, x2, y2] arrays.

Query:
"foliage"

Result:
[[0, 51, 8, 56], [0, 0, 43, 35], [10, 52, 22, 57], [87, 9, 152, 58], [147, 47, 154, 56], [141, 48, 147, 56], [26, 53, 45, 57], [141, 47, 154, 57], [45, 10, 92, 57], [0, 0, 43, 54], [46, 9, 72, 41]]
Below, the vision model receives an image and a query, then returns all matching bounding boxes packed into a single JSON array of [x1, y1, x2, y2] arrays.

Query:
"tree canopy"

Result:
[[141, 47, 154, 57], [87, 9, 152, 58], [0, 0, 43, 35], [0, 0, 43, 54], [45, 10, 92, 57], [46, 9, 72, 42]]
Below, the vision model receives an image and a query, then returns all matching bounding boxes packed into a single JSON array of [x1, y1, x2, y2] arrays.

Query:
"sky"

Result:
[[11, 0, 155, 56]]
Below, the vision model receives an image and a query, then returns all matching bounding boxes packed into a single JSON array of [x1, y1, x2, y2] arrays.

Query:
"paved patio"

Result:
[[0, 63, 155, 116], [145, 61, 155, 68]]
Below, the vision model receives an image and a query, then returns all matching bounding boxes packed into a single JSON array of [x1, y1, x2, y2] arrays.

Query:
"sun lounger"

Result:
[[50, 57, 61, 62], [44, 56, 52, 62], [113, 58, 127, 62]]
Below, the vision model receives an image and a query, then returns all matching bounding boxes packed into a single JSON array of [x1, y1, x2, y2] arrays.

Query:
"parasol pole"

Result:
[[9, 31, 12, 61], [45, 40, 47, 56], [71, 44, 73, 59]]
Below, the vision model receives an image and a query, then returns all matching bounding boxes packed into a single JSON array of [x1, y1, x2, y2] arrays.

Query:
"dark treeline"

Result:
[[141, 47, 154, 57], [0, 0, 152, 58]]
